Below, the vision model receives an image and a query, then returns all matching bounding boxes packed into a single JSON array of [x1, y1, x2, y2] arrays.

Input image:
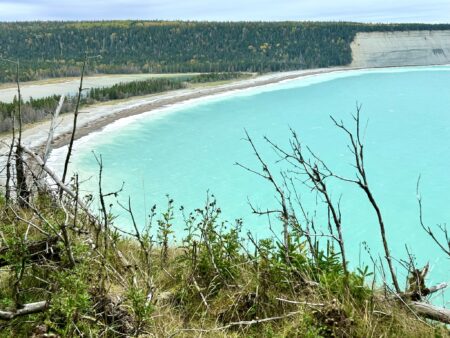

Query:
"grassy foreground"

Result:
[[0, 193, 447, 337]]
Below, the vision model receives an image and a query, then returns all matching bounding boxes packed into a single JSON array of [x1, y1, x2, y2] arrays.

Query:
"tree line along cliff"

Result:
[[0, 73, 250, 132], [1, 21, 450, 82]]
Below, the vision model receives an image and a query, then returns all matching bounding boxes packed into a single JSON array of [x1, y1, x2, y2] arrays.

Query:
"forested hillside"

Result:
[[1, 21, 450, 82]]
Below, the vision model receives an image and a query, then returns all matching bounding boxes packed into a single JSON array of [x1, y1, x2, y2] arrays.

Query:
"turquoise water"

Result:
[[52, 66, 450, 300]]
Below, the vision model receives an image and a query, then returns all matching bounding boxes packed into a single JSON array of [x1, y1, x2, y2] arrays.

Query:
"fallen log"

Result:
[[22, 146, 89, 211], [397, 281, 450, 324], [409, 301, 450, 324], [0, 301, 48, 320]]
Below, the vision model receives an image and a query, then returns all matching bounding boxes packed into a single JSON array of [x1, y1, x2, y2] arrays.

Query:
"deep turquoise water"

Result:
[[50, 66, 450, 300]]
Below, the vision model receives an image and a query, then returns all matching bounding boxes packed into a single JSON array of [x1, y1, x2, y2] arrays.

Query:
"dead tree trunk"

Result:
[[36, 95, 65, 191], [61, 54, 87, 192], [5, 101, 15, 203], [43, 94, 65, 164], [14, 60, 30, 207]]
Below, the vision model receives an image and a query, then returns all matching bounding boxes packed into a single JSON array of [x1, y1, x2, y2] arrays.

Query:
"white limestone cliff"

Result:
[[350, 30, 450, 68]]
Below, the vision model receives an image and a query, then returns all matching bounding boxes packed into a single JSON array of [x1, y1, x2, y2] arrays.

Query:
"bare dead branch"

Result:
[[0, 301, 48, 320], [417, 176, 450, 257], [330, 106, 401, 294], [237, 130, 291, 262], [61, 54, 88, 190], [265, 130, 349, 278]]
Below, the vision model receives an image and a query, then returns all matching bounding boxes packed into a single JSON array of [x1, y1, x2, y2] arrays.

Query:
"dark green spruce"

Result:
[[1, 21, 450, 82]]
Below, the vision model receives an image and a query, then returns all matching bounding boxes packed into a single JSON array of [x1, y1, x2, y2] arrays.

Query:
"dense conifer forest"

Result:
[[1, 21, 450, 82]]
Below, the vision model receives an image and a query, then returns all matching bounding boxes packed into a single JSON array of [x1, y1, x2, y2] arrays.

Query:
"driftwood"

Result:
[[0, 301, 48, 320], [410, 301, 450, 324]]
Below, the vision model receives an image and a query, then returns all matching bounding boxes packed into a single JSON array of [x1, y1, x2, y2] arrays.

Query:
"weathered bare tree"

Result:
[[328, 106, 401, 294], [60, 54, 100, 195], [60, 54, 87, 191], [32, 94, 66, 191], [1, 57, 29, 205], [240, 105, 405, 295], [1, 58, 16, 203], [237, 129, 352, 290], [43, 94, 65, 164], [4, 94, 15, 203], [239, 109, 450, 324], [13, 61, 30, 207]]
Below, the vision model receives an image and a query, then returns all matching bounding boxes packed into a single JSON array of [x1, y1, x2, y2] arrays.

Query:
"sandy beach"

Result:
[[0, 66, 351, 156]]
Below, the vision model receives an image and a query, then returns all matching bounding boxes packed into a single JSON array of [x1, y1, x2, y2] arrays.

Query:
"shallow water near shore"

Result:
[[49, 66, 450, 300]]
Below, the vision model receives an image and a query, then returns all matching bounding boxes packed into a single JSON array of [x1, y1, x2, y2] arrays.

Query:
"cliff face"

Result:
[[350, 30, 450, 68]]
